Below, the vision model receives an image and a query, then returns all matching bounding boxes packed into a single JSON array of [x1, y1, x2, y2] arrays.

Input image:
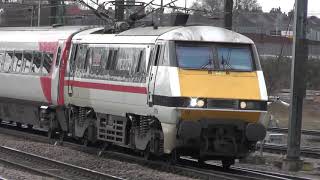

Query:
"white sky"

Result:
[[258, 0, 320, 16], [136, 0, 320, 16]]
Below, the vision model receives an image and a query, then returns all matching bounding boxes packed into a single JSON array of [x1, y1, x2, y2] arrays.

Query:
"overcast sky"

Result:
[[137, 0, 320, 16]]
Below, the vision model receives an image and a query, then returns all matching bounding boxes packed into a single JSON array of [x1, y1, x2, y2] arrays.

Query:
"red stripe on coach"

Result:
[[65, 80, 147, 94], [57, 37, 73, 105]]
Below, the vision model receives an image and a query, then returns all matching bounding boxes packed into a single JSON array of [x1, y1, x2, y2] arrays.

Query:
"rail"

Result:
[[0, 125, 312, 180], [0, 145, 123, 180], [268, 127, 320, 137], [258, 143, 320, 159]]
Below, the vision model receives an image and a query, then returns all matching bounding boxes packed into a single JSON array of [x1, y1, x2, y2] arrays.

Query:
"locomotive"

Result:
[[0, 25, 268, 168]]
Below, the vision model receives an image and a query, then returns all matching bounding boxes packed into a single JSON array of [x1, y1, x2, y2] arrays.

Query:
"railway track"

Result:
[[259, 143, 320, 159], [0, 145, 123, 180], [0, 124, 312, 180], [268, 127, 320, 137]]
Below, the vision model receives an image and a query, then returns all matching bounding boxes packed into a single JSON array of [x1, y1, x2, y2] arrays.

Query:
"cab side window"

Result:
[[90, 47, 106, 76], [154, 45, 161, 66], [69, 44, 78, 76], [75, 44, 88, 76]]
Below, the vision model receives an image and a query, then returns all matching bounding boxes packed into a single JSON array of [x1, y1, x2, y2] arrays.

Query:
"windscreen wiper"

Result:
[[221, 53, 234, 71], [200, 58, 213, 70]]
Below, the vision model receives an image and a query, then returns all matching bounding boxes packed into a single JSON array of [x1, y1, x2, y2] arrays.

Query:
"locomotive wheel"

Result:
[[98, 142, 111, 157], [81, 131, 89, 146], [48, 128, 56, 139], [169, 149, 180, 165], [27, 124, 33, 130], [222, 158, 235, 169], [16, 122, 22, 128], [198, 158, 206, 167], [59, 131, 65, 143], [143, 144, 152, 160], [48, 129, 53, 139]]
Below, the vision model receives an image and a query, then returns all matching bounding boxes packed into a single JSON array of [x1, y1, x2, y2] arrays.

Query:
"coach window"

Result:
[[22, 51, 34, 73], [31, 51, 42, 74], [55, 47, 62, 67], [42, 53, 53, 75], [12, 52, 23, 73], [3, 51, 14, 72], [10, 51, 17, 72], [20, 51, 26, 73], [20, 51, 27, 73], [0, 51, 5, 71]]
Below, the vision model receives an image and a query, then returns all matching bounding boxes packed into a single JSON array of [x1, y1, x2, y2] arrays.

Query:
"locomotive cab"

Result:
[[174, 41, 267, 160], [148, 27, 268, 165]]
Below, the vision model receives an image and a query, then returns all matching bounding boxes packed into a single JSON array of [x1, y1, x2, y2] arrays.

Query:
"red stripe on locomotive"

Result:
[[65, 80, 147, 94]]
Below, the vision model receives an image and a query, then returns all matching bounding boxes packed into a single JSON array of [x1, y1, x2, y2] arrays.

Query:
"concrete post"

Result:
[[283, 0, 309, 172]]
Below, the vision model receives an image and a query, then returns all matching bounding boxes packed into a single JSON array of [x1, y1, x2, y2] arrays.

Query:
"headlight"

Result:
[[240, 101, 247, 109], [196, 99, 205, 107], [190, 98, 197, 107], [190, 98, 205, 108], [239, 101, 267, 110]]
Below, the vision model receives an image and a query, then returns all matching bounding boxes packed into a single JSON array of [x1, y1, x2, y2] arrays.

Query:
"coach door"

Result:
[[51, 40, 64, 105], [147, 44, 162, 106]]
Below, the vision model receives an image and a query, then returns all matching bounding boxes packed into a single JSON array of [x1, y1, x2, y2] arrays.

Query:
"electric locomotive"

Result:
[[0, 25, 267, 168]]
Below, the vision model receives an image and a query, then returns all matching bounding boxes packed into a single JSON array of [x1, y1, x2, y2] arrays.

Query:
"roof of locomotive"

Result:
[[74, 26, 254, 44], [0, 25, 254, 45]]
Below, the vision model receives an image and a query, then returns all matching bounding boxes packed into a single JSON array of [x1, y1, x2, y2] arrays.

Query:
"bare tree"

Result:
[[191, 0, 224, 12], [236, 0, 261, 11], [191, 0, 261, 13]]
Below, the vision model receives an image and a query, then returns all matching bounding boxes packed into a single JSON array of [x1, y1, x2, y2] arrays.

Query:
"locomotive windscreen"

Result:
[[176, 42, 254, 71]]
